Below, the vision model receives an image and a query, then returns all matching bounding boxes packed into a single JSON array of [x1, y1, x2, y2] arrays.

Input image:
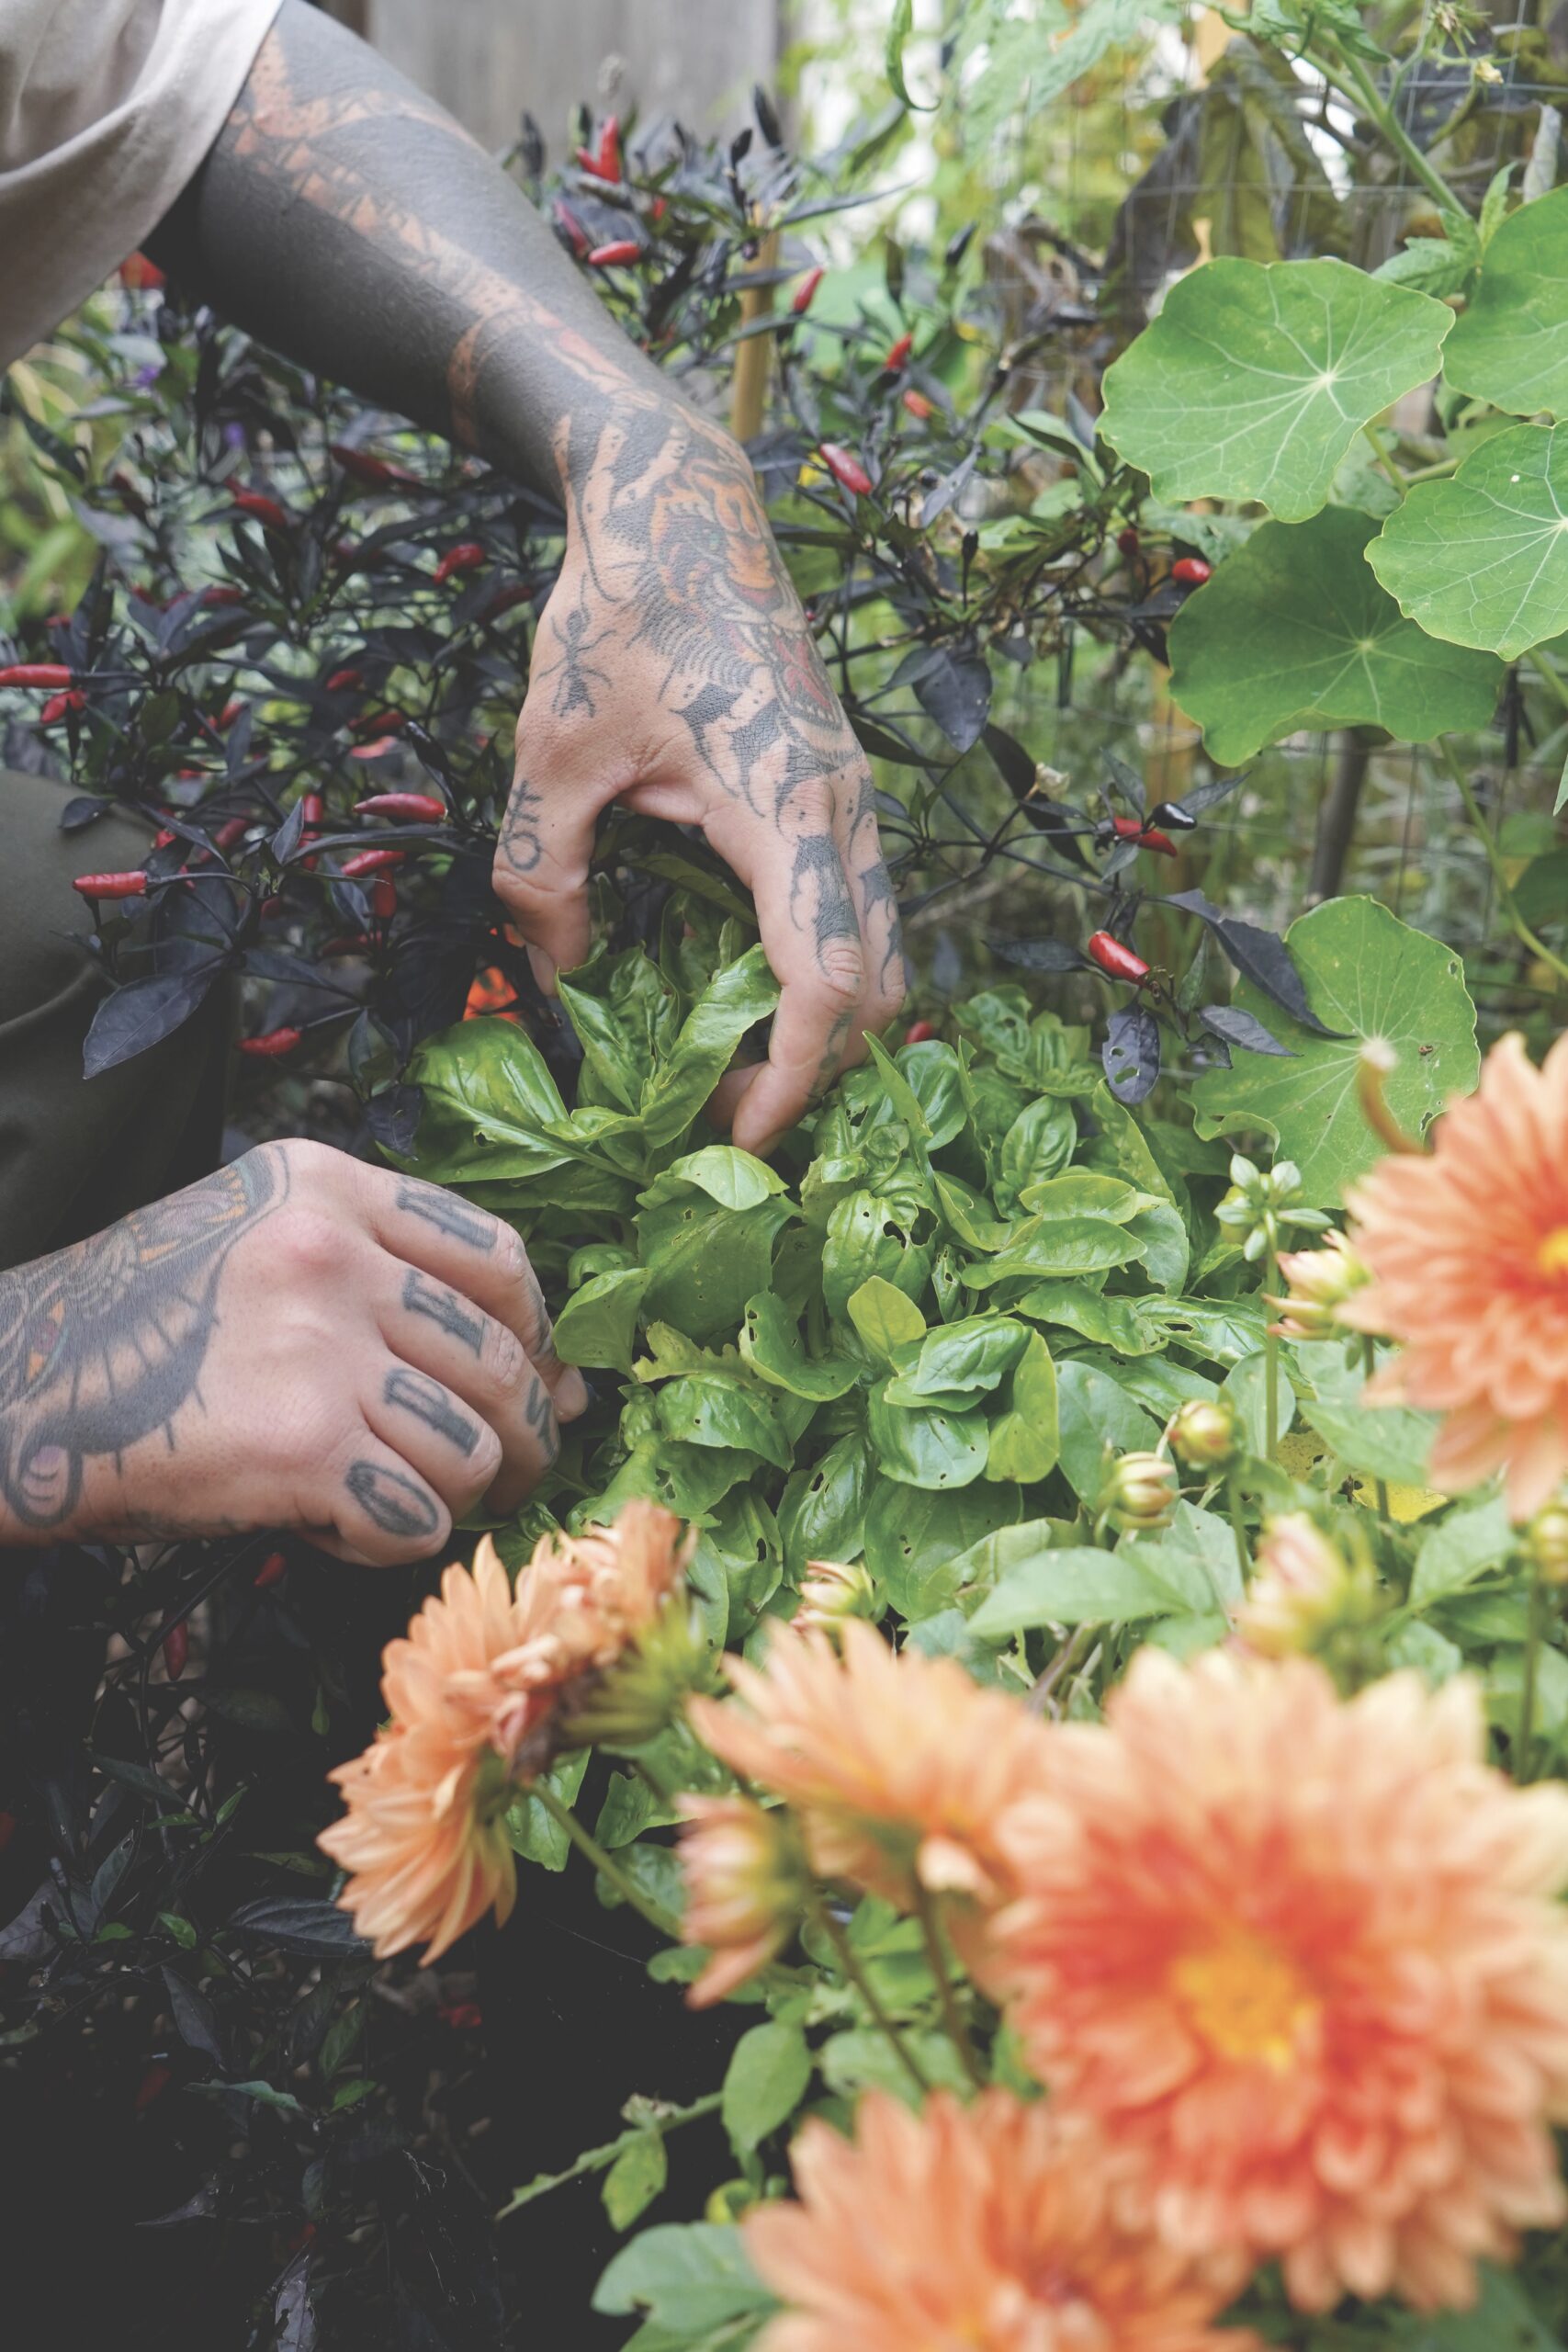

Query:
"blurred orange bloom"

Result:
[[990, 1648, 1568, 2312], [744, 2090, 1258, 2352], [688, 1618, 1051, 1917], [1343, 1032, 1568, 1517], [321, 1503, 691, 1961], [676, 1792, 807, 2007]]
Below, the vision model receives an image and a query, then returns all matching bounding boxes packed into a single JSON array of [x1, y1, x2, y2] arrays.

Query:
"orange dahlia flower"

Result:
[[1342, 1032, 1568, 1517], [990, 1648, 1568, 2312], [687, 1618, 1052, 1916], [676, 1792, 807, 2007], [321, 1503, 692, 1961], [744, 2090, 1259, 2352]]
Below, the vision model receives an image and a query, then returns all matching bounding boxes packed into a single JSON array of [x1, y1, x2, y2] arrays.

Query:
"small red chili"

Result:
[[648, 195, 668, 224], [553, 198, 590, 257], [588, 240, 643, 267], [134, 2064, 173, 2113], [904, 1018, 937, 1044], [577, 115, 621, 180], [1171, 556, 1213, 586], [439, 2000, 484, 2031], [214, 699, 245, 729], [328, 443, 419, 488], [885, 331, 913, 370], [370, 876, 399, 921], [119, 253, 166, 293], [238, 1027, 303, 1058], [300, 792, 325, 831], [163, 1621, 188, 1679], [433, 543, 485, 584], [203, 585, 245, 608], [231, 489, 288, 529], [324, 666, 365, 694], [0, 662, 73, 687], [152, 828, 177, 851], [791, 266, 825, 315], [347, 735, 400, 761], [73, 870, 147, 900], [1115, 526, 1141, 558], [1110, 816, 1178, 859], [39, 689, 85, 724], [258, 894, 285, 920], [340, 847, 406, 877], [214, 818, 250, 854], [901, 388, 934, 421], [254, 1551, 288, 1590], [354, 792, 446, 821], [354, 707, 405, 737], [1087, 931, 1151, 984], [818, 443, 873, 497]]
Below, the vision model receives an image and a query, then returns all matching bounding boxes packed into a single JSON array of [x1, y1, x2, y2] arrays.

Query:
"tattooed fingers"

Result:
[[380, 1267, 561, 1515]]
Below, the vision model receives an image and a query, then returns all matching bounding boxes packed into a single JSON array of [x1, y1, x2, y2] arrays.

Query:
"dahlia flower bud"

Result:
[[1524, 1498, 1568, 1589], [794, 1556, 876, 1636], [1097, 1450, 1179, 1533], [1234, 1512, 1380, 1664], [676, 1793, 808, 2007], [1166, 1396, 1238, 1472], [555, 1593, 708, 1753], [1266, 1230, 1371, 1340], [1215, 1150, 1330, 1263]]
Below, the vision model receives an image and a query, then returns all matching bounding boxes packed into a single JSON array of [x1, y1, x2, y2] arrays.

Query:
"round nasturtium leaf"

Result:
[[1189, 897, 1479, 1209], [1099, 255, 1453, 524], [1442, 186, 1568, 420], [1368, 423, 1568, 660], [1168, 508, 1503, 764]]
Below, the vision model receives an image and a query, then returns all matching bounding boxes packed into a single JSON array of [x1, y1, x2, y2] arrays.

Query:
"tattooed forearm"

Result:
[[345, 1460, 442, 1541], [402, 1272, 486, 1354], [383, 1367, 480, 1456], [393, 1182, 497, 1252], [0, 1152, 286, 1532]]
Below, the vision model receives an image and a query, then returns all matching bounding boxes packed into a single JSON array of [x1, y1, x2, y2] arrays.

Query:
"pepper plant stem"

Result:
[[1438, 739, 1568, 989], [529, 1776, 682, 1939]]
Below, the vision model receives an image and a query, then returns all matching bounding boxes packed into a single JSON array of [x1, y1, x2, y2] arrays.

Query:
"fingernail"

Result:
[[527, 945, 558, 998], [559, 1367, 591, 1419]]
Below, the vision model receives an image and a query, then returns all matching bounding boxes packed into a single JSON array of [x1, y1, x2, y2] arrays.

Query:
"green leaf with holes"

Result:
[[1369, 423, 1568, 659], [1168, 509, 1504, 763], [1099, 256, 1452, 522], [1442, 186, 1568, 420], [1190, 898, 1479, 1208]]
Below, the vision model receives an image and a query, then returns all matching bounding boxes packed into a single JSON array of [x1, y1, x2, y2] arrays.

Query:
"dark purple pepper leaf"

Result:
[[1164, 889, 1347, 1039], [1199, 1004, 1295, 1057], [59, 794, 112, 831], [1102, 1003, 1161, 1104], [82, 960, 226, 1079]]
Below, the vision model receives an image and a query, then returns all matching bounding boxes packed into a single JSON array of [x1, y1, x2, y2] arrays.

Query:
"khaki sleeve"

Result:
[[0, 0, 283, 368]]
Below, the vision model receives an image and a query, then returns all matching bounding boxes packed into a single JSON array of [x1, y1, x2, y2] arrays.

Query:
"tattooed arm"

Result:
[[151, 0, 903, 1150], [0, 1140, 583, 1558]]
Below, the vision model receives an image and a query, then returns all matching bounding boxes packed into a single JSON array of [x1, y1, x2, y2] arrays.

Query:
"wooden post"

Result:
[[730, 226, 780, 450]]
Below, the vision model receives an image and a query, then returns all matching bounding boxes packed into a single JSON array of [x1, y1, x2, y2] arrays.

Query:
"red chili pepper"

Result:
[[347, 736, 400, 761], [119, 253, 166, 293], [886, 331, 913, 371], [354, 792, 446, 821], [0, 662, 73, 688], [354, 707, 405, 737], [648, 196, 668, 224], [1116, 526, 1141, 558], [791, 266, 825, 315], [370, 877, 399, 921], [466, 965, 517, 1018], [134, 2064, 173, 2113], [231, 490, 288, 530], [254, 1551, 288, 1590], [238, 1027, 303, 1058], [818, 443, 873, 497], [328, 442, 418, 488], [152, 828, 177, 851], [439, 2000, 483, 2031], [1171, 555, 1213, 586], [576, 114, 621, 180], [0, 1810, 16, 1853], [258, 894, 285, 920], [300, 792, 325, 831], [481, 581, 534, 623], [904, 1017, 937, 1044], [214, 818, 250, 854], [215, 699, 245, 729], [203, 585, 245, 608], [324, 667, 365, 694], [163, 1621, 188, 1679], [340, 847, 407, 877], [901, 388, 934, 422], [588, 240, 643, 267], [73, 870, 147, 900], [1110, 815, 1178, 859], [553, 198, 590, 257], [433, 543, 485, 584], [39, 689, 85, 724], [1087, 930, 1150, 984]]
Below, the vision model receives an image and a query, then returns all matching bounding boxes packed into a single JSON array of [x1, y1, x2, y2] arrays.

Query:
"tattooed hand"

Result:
[[0, 1141, 584, 1561], [496, 412, 905, 1152]]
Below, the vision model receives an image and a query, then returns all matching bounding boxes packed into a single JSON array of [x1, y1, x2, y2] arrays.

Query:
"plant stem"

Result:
[[1264, 1236, 1281, 1461], [495, 2090, 723, 2220], [1438, 739, 1568, 988], [1361, 421, 1404, 496], [1517, 1561, 1547, 1786], [1337, 48, 1461, 217], [528, 1777, 682, 1939], [914, 1884, 985, 2089], [1225, 1473, 1252, 1588], [1360, 1337, 1392, 1520], [807, 1889, 931, 2097]]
